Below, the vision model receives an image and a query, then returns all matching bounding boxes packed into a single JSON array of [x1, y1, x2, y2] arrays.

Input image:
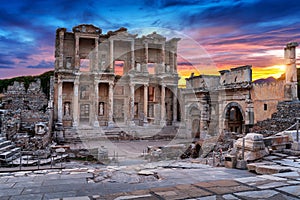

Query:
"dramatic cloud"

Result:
[[26, 61, 54, 69], [0, 0, 299, 81]]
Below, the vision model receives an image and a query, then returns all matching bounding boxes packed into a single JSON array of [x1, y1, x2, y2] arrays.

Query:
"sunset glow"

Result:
[[0, 0, 299, 84]]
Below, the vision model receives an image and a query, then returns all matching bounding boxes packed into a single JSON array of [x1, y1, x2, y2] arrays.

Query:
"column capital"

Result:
[[109, 82, 114, 87], [144, 84, 149, 87], [161, 83, 166, 88], [129, 83, 135, 88]]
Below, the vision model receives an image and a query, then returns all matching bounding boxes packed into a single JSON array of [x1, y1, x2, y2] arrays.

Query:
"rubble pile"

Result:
[[253, 101, 300, 134]]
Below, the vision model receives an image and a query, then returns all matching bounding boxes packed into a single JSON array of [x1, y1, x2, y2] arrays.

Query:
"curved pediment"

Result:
[[72, 24, 102, 34]]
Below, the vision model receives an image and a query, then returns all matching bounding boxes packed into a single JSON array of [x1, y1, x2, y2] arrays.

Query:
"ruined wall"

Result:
[[251, 80, 285, 123], [219, 65, 252, 86]]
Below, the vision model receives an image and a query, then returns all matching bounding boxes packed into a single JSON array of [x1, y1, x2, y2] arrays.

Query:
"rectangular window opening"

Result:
[[114, 60, 124, 76], [80, 59, 90, 72], [264, 103, 268, 111]]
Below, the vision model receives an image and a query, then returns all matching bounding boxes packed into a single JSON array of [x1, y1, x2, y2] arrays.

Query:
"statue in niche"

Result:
[[99, 102, 104, 116], [64, 102, 70, 116]]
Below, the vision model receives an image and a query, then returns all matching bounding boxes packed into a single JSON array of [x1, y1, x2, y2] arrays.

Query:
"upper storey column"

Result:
[[75, 35, 80, 70], [144, 42, 149, 73], [131, 40, 135, 70], [108, 82, 114, 127], [59, 31, 64, 69], [109, 40, 114, 71], [94, 38, 99, 72]]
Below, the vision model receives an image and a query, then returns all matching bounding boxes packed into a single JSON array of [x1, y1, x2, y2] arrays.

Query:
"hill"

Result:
[[0, 71, 54, 99]]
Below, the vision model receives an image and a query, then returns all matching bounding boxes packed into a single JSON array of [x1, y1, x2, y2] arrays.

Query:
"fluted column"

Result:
[[108, 82, 114, 127], [94, 81, 99, 127], [75, 35, 80, 69], [57, 78, 63, 123], [143, 84, 148, 125], [109, 40, 114, 71], [72, 77, 79, 127], [160, 84, 166, 126], [172, 87, 177, 125]]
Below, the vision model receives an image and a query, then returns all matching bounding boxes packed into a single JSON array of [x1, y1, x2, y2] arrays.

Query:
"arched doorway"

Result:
[[189, 106, 201, 138], [224, 103, 244, 134]]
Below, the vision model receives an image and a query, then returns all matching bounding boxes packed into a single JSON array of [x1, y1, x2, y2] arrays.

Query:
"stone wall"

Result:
[[251, 80, 285, 123]]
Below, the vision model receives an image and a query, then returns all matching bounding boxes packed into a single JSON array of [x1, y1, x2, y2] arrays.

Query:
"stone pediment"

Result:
[[108, 27, 137, 40], [72, 24, 102, 34]]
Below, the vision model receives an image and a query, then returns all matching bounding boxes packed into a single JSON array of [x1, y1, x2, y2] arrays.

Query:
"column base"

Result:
[[94, 121, 100, 128], [72, 121, 78, 128], [129, 121, 135, 127], [143, 120, 148, 127], [160, 120, 166, 127], [172, 121, 179, 126], [108, 121, 115, 128]]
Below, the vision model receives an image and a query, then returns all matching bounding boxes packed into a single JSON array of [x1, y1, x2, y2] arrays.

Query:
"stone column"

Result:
[[172, 87, 177, 125], [109, 40, 114, 71], [143, 84, 148, 125], [144, 42, 148, 73], [59, 31, 64, 69], [161, 43, 165, 73], [57, 78, 63, 123], [160, 84, 166, 126], [94, 38, 99, 72], [108, 82, 114, 127], [130, 83, 135, 126], [75, 35, 80, 69], [94, 81, 100, 127], [131, 40, 135, 70], [72, 77, 79, 127]]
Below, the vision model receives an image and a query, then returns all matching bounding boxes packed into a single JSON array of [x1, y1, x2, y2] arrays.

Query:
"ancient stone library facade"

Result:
[[53, 24, 298, 139], [54, 24, 180, 128]]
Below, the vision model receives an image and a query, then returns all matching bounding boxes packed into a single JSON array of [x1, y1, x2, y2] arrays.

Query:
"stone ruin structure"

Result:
[[1, 79, 52, 152], [182, 42, 298, 139], [54, 24, 180, 134]]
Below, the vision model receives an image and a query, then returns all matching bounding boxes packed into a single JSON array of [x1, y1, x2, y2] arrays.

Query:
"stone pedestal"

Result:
[[236, 160, 247, 170], [291, 142, 300, 151], [224, 155, 237, 168]]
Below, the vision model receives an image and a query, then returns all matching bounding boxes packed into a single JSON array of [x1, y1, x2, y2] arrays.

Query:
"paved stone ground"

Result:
[[0, 160, 300, 200]]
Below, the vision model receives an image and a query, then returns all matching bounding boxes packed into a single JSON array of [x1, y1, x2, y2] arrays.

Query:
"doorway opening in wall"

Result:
[[225, 106, 244, 134], [114, 60, 124, 76], [147, 63, 155, 74], [80, 59, 90, 72]]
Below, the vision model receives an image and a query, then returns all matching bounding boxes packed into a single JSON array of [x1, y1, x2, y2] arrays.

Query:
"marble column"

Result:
[[72, 77, 79, 127], [108, 82, 114, 127], [57, 79, 63, 123], [75, 35, 80, 69], [94, 38, 99, 72], [94, 81, 99, 127], [160, 84, 166, 126], [130, 83, 135, 125], [161, 43, 165, 73], [109, 40, 114, 71], [172, 86, 177, 125], [144, 42, 148, 73], [143, 84, 148, 125], [59, 31, 64, 69], [131, 40, 135, 70]]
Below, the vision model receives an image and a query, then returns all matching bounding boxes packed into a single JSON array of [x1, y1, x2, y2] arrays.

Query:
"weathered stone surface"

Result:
[[255, 165, 292, 175], [244, 133, 264, 141]]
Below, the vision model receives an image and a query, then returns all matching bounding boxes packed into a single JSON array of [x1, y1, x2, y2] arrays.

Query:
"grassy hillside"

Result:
[[0, 71, 54, 99]]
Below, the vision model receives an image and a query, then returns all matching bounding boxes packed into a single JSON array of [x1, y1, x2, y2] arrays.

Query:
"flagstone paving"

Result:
[[0, 160, 300, 199]]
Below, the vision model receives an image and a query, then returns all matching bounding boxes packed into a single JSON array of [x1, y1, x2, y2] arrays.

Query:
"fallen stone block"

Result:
[[224, 155, 237, 168], [235, 139, 265, 151], [291, 142, 300, 151], [244, 133, 263, 141], [255, 165, 292, 175]]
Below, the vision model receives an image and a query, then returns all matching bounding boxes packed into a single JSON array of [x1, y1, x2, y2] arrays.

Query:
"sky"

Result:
[[0, 0, 300, 85]]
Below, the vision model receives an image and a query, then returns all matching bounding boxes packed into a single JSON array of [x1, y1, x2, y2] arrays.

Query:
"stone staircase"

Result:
[[0, 137, 21, 164], [63, 124, 188, 146]]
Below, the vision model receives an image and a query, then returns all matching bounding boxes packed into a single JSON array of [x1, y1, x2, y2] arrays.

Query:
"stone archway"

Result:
[[223, 102, 245, 134]]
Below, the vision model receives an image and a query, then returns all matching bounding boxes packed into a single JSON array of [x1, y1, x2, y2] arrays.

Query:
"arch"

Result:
[[187, 103, 201, 138], [223, 102, 245, 134]]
